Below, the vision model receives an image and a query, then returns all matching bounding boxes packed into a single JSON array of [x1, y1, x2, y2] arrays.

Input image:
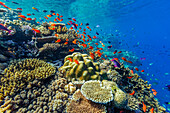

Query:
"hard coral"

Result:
[[59, 52, 102, 81], [66, 89, 106, 113], [81, 80, 113, 104], [0, 58, 55, 98]]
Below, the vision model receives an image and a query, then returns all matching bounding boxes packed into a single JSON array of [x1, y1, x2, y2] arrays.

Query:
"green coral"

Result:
[[0, 58, 55, 99], [59, 52, 102, 81]]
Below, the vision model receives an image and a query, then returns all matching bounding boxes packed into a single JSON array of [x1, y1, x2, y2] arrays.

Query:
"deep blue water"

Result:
[[3, 0, 170, 111]]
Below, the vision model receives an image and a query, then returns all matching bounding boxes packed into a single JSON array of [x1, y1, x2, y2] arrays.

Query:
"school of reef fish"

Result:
[[0, 1, 168, 113]]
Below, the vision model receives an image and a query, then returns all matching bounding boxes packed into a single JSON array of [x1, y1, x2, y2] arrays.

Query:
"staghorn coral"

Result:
[[0, 58, 55, 99], [0, 98, 13, 113], [59, 52, 103, 81], [81, 80, 113, 104], [66, 89, 106, 113]]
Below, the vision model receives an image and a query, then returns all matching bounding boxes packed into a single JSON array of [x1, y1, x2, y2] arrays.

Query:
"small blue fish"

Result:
[[0, 24, 12, 35], [111, 59, 120, 68]]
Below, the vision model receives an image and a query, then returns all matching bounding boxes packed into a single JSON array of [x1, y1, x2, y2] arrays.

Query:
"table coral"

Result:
[[66, 89, 107, 113], [81, 80, 113, 104], [59, 52, 103, 81]]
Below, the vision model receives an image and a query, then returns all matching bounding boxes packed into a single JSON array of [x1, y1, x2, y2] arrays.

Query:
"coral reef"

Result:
[[66, 89, 107, 113], [59, 52, 105, 81], [0, 58, 55, 99], [81, 80, 113, 104]]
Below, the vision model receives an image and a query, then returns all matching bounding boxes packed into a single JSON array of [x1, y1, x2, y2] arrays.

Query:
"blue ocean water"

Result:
[[3, 0, 170, 111]]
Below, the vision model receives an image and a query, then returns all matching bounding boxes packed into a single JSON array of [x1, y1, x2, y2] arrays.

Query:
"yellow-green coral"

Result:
[[80, 80, 113, 104], [0, 58, 55, 99], [59, 52, 102, 81]]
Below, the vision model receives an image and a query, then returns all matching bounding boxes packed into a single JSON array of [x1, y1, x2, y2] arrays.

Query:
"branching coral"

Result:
[[66, 89, 107, 113], [81, 80, 113, 104]]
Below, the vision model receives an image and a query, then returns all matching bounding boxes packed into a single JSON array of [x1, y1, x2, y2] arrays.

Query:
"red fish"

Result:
[[150, 107, 154, 113], [67, 58, 73, 62], [122, 57, 127, 61], [114, 58, 119, 61], [127, 76, 133, 79], [142, 102, 146, 112], [72, 18, 76, 21], [44, 16, 48, 20], [118, 51, 122, 53], [26, 18, 32, 21], [55, 39, 61, 43], [64, 42, 68, 45], [32, 28, 40, 34], [130, 70, 134, 74], [141, 70, 144, 72], [74, 59, 79, 65], [135, 67, 139, 71], [113, 50, 117, 54], [129, 90, 135, 95], [17, 8, 22, 10], [55, 34, 58, 37], [69, 48, 75, 52], [127, 61, 133, 64], [18, 15, 26, 18], [27, 13, 31, 16]]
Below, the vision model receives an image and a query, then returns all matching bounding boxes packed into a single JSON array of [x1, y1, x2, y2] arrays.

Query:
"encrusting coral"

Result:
[[66, 89, 107, 113], [0, 58, 56, 100], [80, 80, 113, 104], [59, 52, 104, 81]]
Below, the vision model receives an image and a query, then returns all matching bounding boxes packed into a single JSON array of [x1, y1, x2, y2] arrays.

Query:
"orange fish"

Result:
[[60, 15, 63, 17], [67, 58, 73, 62], [130, 70, 134, 74], [118, 51, 122, 53], [127, 76, 133, 79], [27, 13, 31, 16], [74, 59, 79, 65], [44, 16, 48, 20], [56, 13, 59, 16], [60, 19, 63, 21], [83, 32, 86, 34], [142, 102, 146, 112], [88, 46, 93, 50], [129, 90, 135, 95], [64, 42, 68, 45], [90, 55, 95, 59], [135, 67, 139, 71], [72, 18, 76, 21], [18, 15, 26, 18], [122, 57, 127, 61], [113, 50, 117, 54], [70, 27, 73, 29], [153, 91, 157, 96], [72, 39, 77, 44], [141, 70, 144, 72], [32, 28, 40, 34], [102, 58, 105, 60], [52, 13, 56, 15], [93, 36, 97, 39], [95, 43, 99, 45], [81, 44, 87, 48], [69, 48, 75, 52], [114, 58, 119, 61], [26, 18, 32, 21], [55, 34, 58, 37], [55, 39, 61, 43], [66, 39, 69, 41], [47, 15, 52, 17], [18, 18, 22, 20], [80, 23, 83, 26], [127, 61, 133, 64], [150, 107, 154, 113]]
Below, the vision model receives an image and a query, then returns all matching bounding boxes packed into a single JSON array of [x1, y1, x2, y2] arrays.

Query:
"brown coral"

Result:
[[66, 89, 106, 113]]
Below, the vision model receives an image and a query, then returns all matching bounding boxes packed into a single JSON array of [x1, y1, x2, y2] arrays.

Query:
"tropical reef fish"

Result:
[[12, 1, 19, 4], [111, 59, 120, 68], [32, 7, 39, 12], [0, 23, 12, 35]]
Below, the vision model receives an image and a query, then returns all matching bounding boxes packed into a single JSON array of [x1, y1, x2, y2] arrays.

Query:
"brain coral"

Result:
[[59, 52, 102, 81], [66, 89, 106, 113], [0, 58, 55, 99], [80, 80, 113, 104]]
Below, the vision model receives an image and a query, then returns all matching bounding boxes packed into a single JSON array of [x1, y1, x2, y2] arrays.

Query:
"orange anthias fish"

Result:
[[135, 67, 139, 71], [114, 58, 119, 61], [151, 89, 157, 96], [142, 102, 146, 112], [64, 42, 68, 45], [27, 13, 31, 16], [88, 46, 94, 50], [32, 28, 40, 33], [47, 14, 52, 17], [122, 57, 127, 61], [67, 58, 73, 62], [127, 76, 133, 79], [18, 15, 26, 18], [127, 61, 133, 64], [129, 90, 135, 95], [141, 70, 144, 72], [44, 16, 48, 20], [55, 34, 58, 37], [150, 107, 154, 113], [26, 18, 32, 21], [72, 39, 77, 44], [81, 44, 87, 48], [55, 39, 61, 43], [118, 51, 122, 53], [69, 48, 75, 52], [72, 18, 76, 21], [74, 59, 79, 65], [130, 70, 134, 74]]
